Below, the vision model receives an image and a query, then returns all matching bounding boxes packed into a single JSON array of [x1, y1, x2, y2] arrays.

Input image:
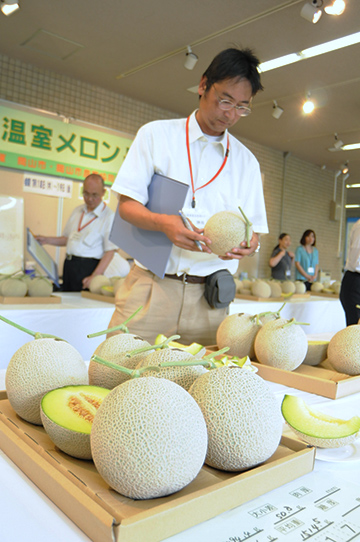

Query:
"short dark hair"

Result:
[[300, 229, 316, 246], [202, 48, 264, 96]]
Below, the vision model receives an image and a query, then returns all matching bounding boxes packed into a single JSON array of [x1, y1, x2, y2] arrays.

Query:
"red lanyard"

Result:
[[78, 203, 105, 232], [186, 115, 230, 208]]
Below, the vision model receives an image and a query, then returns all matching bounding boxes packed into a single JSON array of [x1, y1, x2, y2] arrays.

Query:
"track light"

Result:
[[0, 0, 20, 15], [272, 100, 284, 119], [333, 133, 344, 149], [324, 0, 346, 15], [300, 0, 323, 23], [341, 161, 349, 175], [184, 46, 198, 70]]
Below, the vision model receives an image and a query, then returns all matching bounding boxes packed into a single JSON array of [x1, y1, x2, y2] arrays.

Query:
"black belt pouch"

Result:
[[204, 269, 236, 309]]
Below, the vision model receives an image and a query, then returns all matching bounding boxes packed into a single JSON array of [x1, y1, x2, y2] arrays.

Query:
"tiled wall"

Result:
[[0, 53, 345, 280]]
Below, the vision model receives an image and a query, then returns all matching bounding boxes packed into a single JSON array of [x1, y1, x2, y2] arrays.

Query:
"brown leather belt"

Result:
[[164, 273, 206, 284]]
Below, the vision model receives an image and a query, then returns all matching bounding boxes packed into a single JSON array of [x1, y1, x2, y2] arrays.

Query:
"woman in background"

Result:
[[269, 233, 294, 280], [295, 229, 319, 290]]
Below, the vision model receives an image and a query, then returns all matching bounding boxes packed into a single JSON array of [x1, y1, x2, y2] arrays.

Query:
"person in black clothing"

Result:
[[269, 233, 294, 280]]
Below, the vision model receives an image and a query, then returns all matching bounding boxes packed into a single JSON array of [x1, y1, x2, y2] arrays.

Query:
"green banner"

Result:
[[0, 103, 133, 185]]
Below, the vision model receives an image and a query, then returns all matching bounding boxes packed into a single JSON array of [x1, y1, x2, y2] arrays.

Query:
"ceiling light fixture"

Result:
[[272, 100, 284, 119], [184, 46, 198, 70], [324, 0, 346, 15], [342, 143, 360, 151], [0, 0, 20, 15], [333, 133, 344, 149], [346, 183, 360, 189], [301, 0, 323, 23], [341, 161, 349, 174], [303, 94, 315, 114], [260, 31, 360, 73]]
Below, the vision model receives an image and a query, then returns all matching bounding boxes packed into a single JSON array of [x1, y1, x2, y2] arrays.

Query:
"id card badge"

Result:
[[308, 266, 314, 273], [286, 269, 291, 277], [182, 207, 208, 229]]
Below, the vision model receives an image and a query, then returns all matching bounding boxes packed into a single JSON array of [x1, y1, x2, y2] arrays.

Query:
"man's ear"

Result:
[[198, 76, 207, 97]]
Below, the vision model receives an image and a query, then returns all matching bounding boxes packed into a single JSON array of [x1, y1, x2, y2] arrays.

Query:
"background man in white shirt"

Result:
[[108, 48, 268, 345], [37, 174, 117, 291]]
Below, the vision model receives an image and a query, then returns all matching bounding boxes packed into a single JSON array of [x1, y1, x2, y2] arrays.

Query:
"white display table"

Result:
[[1, 369, 359, 542], [0, 293, 114, 370], [230, 295, 346, 335]]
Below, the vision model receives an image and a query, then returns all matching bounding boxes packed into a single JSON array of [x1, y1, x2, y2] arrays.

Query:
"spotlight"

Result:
[[272, 100, 284, 119], [324, 0, 346, 15], [0, 0, 20, 15], [303, 94, 315, 114], [300, 0, 323, 23], [184, 46, 198, 71], [341, 161, 349, 174], [333, 133, 344, 149]]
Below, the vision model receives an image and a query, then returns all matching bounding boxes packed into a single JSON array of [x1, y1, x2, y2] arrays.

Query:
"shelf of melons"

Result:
[[229, 295, 346, 335]]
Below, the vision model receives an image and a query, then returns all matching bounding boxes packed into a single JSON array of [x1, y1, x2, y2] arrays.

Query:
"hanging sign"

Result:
[[0, 102, 133, 185]]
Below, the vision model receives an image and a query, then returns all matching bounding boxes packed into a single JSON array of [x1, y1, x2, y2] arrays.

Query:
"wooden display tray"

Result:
[[81, 291, 115, 304], [0, 294, 61, 304], [0, 394, 315, 542], [206, 347, 360, 400], [235, 293, 311, 302], [310, 291, 339, 299]]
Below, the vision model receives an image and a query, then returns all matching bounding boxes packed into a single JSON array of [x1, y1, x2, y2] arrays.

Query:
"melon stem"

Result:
[[237, 205, 252, 248], [282, 317, 310, 328], [0, 314, 65, 341], [87, 306, 143, 338], [125, 335, 181, 357], [91, 354, 155, 377]]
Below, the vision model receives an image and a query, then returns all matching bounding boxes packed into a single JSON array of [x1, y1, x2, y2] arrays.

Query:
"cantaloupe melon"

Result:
[[251, 280, 271, 298], [327, 326, 360, 375], [1, 277, 28, 297], [6, 339, 88, 425], [302, 340, 329, 366], [203, 208, 253, 256], [254, 317, 308, 370], [282, 394, 360, 448], [90, 377, 208, 499], [188, 367, 283, 471], [281, 281, 296, 295], [28, 277, 53, 297], [295, 281, 307, 294], [100, 285, 114, 297], [330, 281, 341, 294], [269, 281, 282, 298], [88, 333, 153, 388], [216, 312, 262, 359], [135, 348, 207, 390], [89, 275, 111, 294], [310, 282, 323, 293], [41, 385, 110, 459]]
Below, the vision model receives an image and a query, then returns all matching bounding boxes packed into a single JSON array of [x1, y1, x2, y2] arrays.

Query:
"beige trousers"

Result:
[[107, 265, 227, 346]]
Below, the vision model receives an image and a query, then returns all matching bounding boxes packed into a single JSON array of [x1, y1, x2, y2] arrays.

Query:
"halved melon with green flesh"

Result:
[[281, 394, 360, 448], [41, 385, 110, 459], [154, 334, 206, 356]]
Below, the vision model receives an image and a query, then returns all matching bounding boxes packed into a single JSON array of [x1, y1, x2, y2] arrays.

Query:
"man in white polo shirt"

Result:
[[37, 174, 117, 291], [108, 48, 268, 345]]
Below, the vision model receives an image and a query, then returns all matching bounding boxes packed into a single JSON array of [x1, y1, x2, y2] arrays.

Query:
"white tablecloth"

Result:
[[1, 368, 360, 542], [0, 293, 115, 369]]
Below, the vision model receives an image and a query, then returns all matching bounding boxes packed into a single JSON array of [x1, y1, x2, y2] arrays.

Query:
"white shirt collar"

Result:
[[188, 110, 228, 156], [84, 200, 105, 216]]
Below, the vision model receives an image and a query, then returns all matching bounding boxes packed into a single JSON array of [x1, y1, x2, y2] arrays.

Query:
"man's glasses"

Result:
[[213, 86, 252, 117]]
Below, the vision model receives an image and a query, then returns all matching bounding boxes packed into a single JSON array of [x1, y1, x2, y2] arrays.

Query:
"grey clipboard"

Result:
[[109, 173, 189, 278], [26, 228, 60, 287]]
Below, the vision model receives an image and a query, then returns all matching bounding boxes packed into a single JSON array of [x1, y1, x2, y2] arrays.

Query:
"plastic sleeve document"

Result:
[[109, 173, 189, 278], [26, 228, 60, 287]]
